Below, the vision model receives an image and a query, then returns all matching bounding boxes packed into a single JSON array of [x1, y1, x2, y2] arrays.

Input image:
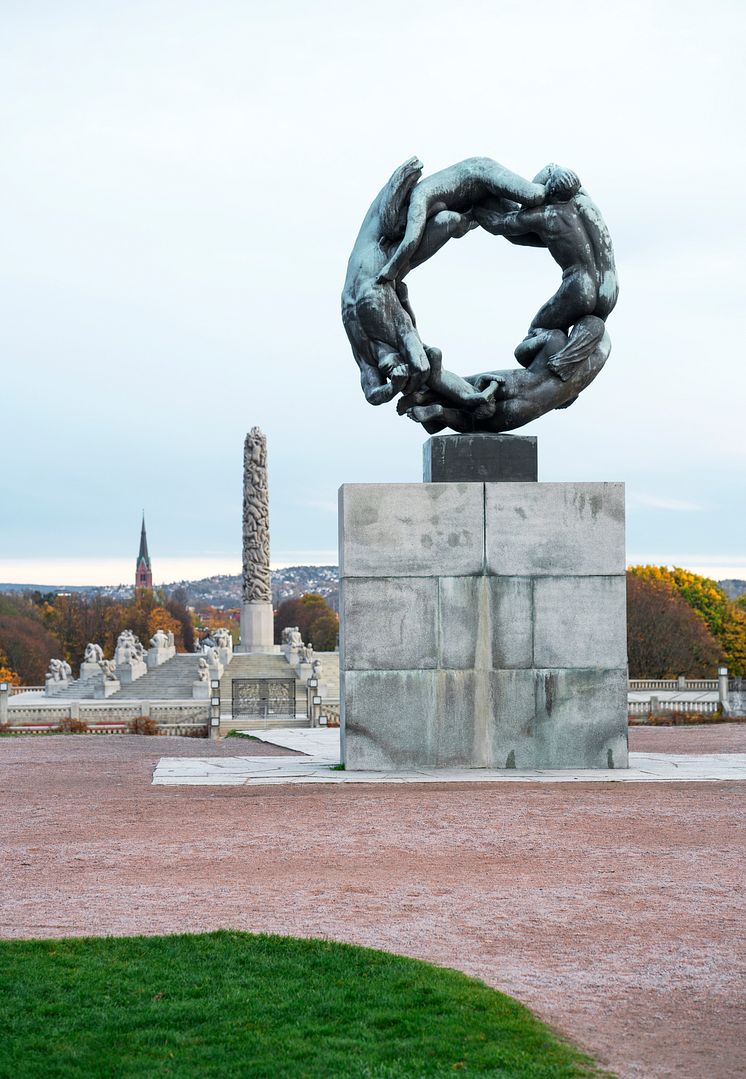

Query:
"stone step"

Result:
[[218, 716, 310, 734], [108, 655, 205, 700]]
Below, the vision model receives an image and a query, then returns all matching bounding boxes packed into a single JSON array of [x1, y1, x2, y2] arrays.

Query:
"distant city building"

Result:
[[135, 514, 153, 590]]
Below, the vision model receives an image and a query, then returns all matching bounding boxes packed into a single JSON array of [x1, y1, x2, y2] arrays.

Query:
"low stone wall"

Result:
[[5, 698, 209, 736], [628, 699, 720, 716]]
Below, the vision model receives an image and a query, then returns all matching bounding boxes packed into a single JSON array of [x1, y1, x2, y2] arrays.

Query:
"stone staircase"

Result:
[[218, 653, 299, 698], [218, 653, 308, 732], [109, 654, 205, 700]]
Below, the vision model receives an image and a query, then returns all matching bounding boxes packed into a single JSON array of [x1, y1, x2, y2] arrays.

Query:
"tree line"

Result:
[[0, 589, 195, 685], [1, 571, 742, 684], [627, 567, 746, 677]]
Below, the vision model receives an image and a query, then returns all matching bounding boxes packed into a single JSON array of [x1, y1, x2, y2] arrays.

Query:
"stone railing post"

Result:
[[718, 667, 729, 706], [306, 677, 321, 728], [0, 682, 9, 726], [677, 674, 687, 689], [209, 681, 221, 739]]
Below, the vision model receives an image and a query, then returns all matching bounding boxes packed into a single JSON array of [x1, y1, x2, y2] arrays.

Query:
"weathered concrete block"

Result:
[[343, 670, 440, 770], [533, 577, 627, 668], [344, 668, 567, 770], [439, 576, 532, 669], [532, 668, 629, 768], [424, 433, 537, 483], [485, 482, 625, 576], [342, 577, 438, 670], [340, 478, 628, 771], [339, 483, 484, 578]]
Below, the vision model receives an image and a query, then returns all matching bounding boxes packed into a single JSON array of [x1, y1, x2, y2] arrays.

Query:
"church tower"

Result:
[[135, 514, 153, 590]]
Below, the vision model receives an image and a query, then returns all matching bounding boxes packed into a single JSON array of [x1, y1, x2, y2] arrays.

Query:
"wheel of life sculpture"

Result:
[[341, 156, 618, 435]]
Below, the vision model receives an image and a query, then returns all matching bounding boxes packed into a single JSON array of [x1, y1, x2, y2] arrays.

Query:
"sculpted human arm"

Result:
[[474, 205, 548, 238]]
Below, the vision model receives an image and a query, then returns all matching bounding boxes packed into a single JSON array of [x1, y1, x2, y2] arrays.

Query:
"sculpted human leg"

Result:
[[529, 269, 597, 331]]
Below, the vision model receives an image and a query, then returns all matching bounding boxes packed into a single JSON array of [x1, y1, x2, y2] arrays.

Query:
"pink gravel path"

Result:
[[1, 729, 744, 1079]]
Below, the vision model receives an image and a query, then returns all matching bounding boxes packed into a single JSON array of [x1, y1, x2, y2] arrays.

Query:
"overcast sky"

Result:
[[1, 0, 744, 586]]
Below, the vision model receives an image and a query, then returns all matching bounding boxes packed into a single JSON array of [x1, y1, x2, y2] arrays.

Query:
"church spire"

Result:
[[135, 513, 153, 590]]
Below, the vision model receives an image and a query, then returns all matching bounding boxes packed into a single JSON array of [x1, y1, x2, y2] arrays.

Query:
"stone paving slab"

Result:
[[153, 725, 746, 785], [244, 727, 338, 759]]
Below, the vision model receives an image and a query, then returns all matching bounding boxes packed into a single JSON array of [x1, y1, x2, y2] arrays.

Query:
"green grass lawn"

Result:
[[0, 931, 600, 1078]]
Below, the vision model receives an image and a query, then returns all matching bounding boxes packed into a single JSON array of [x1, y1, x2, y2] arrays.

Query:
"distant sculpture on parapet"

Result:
[[46, 658, 71, 684], [45, 658, 73, 696], [99, 659, 118, 681], [84, 643, 104, 664]]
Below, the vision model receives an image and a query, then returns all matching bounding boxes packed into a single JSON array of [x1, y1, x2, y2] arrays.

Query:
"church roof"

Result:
[[137, 514, 151, 569]]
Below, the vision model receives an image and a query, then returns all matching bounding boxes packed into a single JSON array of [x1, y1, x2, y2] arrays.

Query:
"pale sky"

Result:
[[1, 0, 744, 587]]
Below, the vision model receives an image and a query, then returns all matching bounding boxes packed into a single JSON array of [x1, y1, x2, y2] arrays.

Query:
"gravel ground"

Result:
[[1, 727, 745, 1079], [629, 721, 746, 754]]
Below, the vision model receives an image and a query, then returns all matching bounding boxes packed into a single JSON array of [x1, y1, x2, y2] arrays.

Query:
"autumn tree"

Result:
[[163, 593, 196, 653], [147, 607, 184, 648], [197, 606, 239, 646], [0, 594, 59, 684], [0, 646, 21, 686], [628, 566, 746, 676], [720, 605, 746, 677], [629, 566, 728, 636], [274, 593, 339, 651], [627, 574, 721, 678]]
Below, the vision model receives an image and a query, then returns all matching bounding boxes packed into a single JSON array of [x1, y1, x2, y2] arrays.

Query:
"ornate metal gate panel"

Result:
[[231, 678, 296, 720]]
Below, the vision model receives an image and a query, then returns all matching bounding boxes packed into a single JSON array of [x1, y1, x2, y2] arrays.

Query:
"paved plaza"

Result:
[[2, 725, 745, 1078], [154, 726, 746, 785]]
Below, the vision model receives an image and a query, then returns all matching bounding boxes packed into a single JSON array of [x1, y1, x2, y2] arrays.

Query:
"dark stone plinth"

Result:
[[423, 434, 537, 483]]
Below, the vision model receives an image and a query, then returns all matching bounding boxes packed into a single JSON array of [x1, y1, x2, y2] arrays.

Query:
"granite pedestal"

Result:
[[237, 601, 275, 654], [424, 432, 537, 482], [340, 436, 628, 771]]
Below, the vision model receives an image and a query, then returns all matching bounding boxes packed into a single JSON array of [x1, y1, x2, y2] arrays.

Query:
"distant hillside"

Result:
[[719, 579, 746, 600], [0, 566, 340, 610], [0, 583, 92, 594], [164, 566, 339, 611], [2, 569, 740, 611]]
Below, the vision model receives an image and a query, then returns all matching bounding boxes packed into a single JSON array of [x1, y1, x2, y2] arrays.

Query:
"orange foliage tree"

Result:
[[0, 647, 21, 686], [147, 607, 184, 649], [197, 606, 239, 645], [628, 566, 746, 676], [274, 593, 339, 651], [626, 575, 720, 678]]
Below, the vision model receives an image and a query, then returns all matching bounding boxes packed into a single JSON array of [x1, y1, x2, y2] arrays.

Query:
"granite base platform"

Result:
[[339, 439, 627, 771]]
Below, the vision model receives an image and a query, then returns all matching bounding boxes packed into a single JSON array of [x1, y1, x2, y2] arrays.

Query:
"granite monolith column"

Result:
[[238, 427, 275, 653]]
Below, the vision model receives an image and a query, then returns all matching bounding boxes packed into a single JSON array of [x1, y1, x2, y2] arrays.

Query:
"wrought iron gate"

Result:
[[231, 678, 296, 720]]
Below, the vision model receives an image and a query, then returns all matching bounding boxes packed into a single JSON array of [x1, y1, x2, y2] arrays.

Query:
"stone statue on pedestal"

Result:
[[339, 154, 627, 772], [84, 643, 104, 664]]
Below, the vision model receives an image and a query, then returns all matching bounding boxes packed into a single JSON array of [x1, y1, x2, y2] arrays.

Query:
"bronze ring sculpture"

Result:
[[341, 156, 618, 435]]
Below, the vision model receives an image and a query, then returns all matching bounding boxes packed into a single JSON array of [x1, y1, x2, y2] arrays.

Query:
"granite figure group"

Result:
[[341, 156, 618, 434]]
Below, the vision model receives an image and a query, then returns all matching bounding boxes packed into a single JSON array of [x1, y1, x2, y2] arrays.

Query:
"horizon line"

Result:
[[0, 553, 744, 589]]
